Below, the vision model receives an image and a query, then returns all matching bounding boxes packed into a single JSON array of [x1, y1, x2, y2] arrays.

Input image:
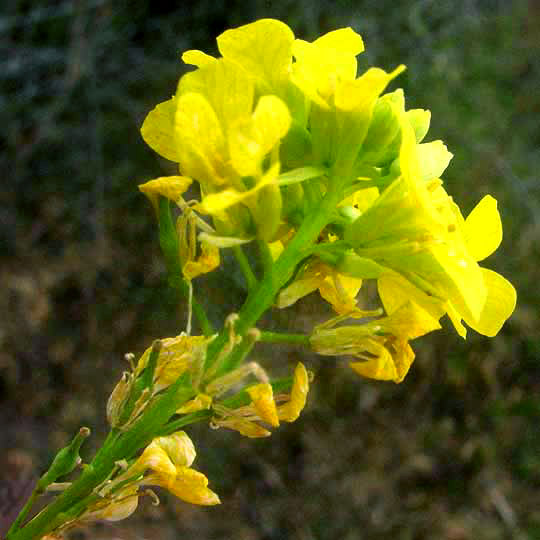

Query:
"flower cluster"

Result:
[[80, 431, 219, 525], [5, 19, 517, 540], [139, 18, 515, 384], [102, 330, 310, 516]]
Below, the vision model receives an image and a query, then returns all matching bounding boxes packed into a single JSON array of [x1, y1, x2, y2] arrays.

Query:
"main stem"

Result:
[[9, 177, 345, 540]]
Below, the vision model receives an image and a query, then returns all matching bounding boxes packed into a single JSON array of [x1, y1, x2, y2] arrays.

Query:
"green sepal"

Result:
[[277, 166, 326, 186], [158, 197, 182, 276], [36, 428, 91, 492], [358, 98, 401, 165], [407, 108, 431, 143], [139, 340, 162, 392], [280, 121, 313, 169], [253, 183, 282, 241], [336, 250, 387, 279]]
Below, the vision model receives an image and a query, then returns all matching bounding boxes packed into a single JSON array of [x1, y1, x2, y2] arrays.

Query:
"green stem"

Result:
[[9, 175, 346, 540], [259, 331, 310, 347], [257, 239, 274, 277], [8, 375, 195, 540], [205, 180, 345, 377], [233, 246, 258, 291], [159, 410, 213, 437], [6, 490, 39, 537]]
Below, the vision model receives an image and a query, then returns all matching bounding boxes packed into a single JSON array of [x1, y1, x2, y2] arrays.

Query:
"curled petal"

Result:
[[131, 444, 176, 479], [153, 431, 196, 468], [212, 415, 271, 438], [278, 363, 309, 422], [350, 340, 415, 383], [138, 176, 192, 213], [177, 394, 213, 414], [167, 467, 220, 506], [247, 383, 279, 427]]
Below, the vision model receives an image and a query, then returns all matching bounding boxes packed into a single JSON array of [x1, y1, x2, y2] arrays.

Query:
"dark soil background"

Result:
[[1, 1, 539, 539]]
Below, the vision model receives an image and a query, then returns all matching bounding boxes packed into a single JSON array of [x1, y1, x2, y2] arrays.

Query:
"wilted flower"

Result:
[[211, 362, 310, 437], [311, 302, 441, 383]]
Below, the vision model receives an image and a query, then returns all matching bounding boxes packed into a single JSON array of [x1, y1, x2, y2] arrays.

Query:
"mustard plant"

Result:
[[5, 19, 516, 540]]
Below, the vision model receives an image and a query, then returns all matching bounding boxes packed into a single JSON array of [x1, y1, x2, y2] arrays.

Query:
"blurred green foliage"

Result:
[[1, 1, 539, 539]]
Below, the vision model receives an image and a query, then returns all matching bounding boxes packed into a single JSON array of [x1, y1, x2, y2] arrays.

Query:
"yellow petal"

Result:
[[292, 28, 365, 106], [464, 195, 502, 262], [318, 272, 362, 315], [275, 275, 321, 309], [313, 27, 364, 57], [153, 431, 196, 468], [252, 95, 291, 155], [132, 443, 176, 479], [334, 65, 405, 112], [350, 345, 396, 381], [464, 268, 516, 337], [350, 340, 415, 383], [278, 363, 309, 422], [183, 242, 220, 281], [217, 19, 294, 90], [198, 163, 279, 215], [141, 99, 180, 162], [176, 394, 213, 414], [247, 383, 279, 427], [178, 58, 254, 129], [377, 272, 446, 320], [167, 467, 220, 506], [181, 49, 216, 67], [378, 301, 442, 340], [227, 95, 290, 177], [138, 176, 192, 213], [268, 239, 284, 260], [416, 141, 453, 182], [214, 416, 271, 438], [175, 92, 228, 186]]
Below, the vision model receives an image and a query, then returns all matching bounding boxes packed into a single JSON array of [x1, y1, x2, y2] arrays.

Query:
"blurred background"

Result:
[[1, 1, 539, 539]]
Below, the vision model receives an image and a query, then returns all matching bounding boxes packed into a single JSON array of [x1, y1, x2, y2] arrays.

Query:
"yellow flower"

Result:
[[310, 302, 441, 383], [211, 363, 310, 436], [345, 107, 493, 329], [82, 485, 140, 523], [125, 431, 220, 506], [377, 195, 516, 337], [141, 50, 292, 241]]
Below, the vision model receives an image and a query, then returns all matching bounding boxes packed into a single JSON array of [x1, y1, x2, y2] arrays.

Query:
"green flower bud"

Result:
[[37, 427, 90, 492]]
